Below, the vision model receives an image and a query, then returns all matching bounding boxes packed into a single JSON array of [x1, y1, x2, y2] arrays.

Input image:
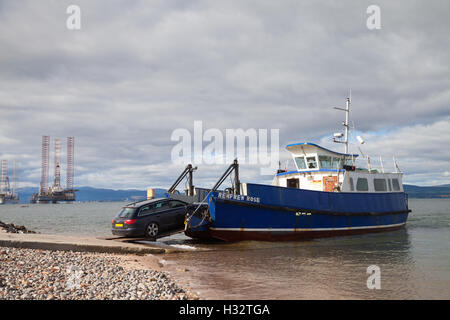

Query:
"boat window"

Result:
[[319, 156, 332, 169], [388, 179, 392, 191], [332, 157, 341, 169], [349, 177, 354, 191], [356, 178, 369, 191], [287, 178, 299, 189], [374, 179, 387, 191], [345, 158, 354, 166], [392, 178, 400, 191], [295, 157, 307, 170], [306, 156, 317, 169]]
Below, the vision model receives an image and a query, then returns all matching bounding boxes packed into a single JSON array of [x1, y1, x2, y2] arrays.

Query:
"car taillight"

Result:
[[124, 219, 136, 225], [112, 219, 115, 224]]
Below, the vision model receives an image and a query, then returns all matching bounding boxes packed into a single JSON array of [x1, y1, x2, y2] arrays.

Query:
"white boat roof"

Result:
[[286, 142, 359, 158]]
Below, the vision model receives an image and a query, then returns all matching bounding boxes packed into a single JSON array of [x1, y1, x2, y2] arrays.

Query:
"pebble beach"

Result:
[[0, 246, 198, 300]]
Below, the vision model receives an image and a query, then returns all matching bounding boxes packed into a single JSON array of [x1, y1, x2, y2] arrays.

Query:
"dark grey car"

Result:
[[111, 198, 191, 240]]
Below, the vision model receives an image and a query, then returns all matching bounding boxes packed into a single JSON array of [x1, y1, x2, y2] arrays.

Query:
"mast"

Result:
[[344, 97, 350, 154], [333, 96, 351, 154]]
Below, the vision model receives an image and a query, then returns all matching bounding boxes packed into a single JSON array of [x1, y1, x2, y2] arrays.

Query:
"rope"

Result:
[[184, 190, 214, 230], [186, 162, 238, 230], [166, 194, 212, 236]]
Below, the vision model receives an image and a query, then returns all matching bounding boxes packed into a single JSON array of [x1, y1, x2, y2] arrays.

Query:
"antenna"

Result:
[[393, 155, 401, 173], [357, 146, 366, 158]]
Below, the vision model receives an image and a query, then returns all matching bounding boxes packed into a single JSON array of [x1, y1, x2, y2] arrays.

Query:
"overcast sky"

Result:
[[0, 0, 449, 190]]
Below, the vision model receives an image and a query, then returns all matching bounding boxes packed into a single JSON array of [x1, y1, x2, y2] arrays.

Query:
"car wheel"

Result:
[[145, 222, 159, 240]]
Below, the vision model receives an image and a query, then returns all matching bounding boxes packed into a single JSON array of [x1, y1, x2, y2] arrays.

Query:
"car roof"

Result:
[[123, 197, 185, 208]]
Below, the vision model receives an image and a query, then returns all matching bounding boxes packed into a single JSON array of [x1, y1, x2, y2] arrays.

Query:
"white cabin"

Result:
[[272, 143, 404, 193]]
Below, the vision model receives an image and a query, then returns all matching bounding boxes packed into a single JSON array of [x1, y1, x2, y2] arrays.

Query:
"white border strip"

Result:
[[210, 222, 406, 232]]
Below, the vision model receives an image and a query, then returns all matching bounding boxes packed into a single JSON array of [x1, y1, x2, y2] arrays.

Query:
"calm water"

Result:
[[0, 199, 449, 299], [0, 201, 126, 236]]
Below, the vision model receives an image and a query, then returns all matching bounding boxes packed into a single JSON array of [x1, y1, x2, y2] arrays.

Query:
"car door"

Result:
[[151, 200, 172, 232], [168, 200, 188, 229], [136, 203, 156, 230]]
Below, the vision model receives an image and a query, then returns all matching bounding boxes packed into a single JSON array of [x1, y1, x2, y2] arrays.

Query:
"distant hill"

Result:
[[403, 184, 450, 199], [73, 186, 168, 202], [12, 184, 450, 203], [15, 186, 167, 203]]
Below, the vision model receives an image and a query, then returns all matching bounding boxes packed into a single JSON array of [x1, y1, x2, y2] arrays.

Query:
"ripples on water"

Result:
[[0, 199, 449, 299]]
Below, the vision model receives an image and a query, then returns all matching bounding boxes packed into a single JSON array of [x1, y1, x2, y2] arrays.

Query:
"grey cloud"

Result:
[[0, 0, 449, 189]]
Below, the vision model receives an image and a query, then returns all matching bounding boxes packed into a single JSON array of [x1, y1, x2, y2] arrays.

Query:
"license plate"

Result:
[[115, 223, 123, 227]]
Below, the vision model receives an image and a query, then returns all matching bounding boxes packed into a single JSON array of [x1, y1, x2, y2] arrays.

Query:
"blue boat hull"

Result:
[[185, 183, 411, 241]]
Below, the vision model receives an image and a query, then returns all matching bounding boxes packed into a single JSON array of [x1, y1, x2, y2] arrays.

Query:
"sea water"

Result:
[[0, 198, 448, 299]]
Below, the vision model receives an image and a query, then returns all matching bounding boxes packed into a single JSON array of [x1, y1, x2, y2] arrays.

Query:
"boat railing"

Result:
[[350, 155, 402, 174]]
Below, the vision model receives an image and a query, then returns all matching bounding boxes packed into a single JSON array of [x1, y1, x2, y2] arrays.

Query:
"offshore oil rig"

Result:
[[30, 136, 77, 203], [0, 160, 19, 204]]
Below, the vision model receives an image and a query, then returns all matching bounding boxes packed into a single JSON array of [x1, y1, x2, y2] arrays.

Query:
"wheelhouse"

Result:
[[272, 142, 403, 193]]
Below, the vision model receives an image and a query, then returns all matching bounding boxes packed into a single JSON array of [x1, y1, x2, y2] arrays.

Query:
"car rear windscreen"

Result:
[[116, 207, 136, 218]]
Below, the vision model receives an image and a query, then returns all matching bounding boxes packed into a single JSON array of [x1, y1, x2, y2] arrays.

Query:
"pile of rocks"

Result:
[[0, 221, 38, 234], [0, 247, 197, 300]]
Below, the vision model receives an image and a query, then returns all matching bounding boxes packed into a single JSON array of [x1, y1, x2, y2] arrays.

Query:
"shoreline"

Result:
[[0, 220, 205, 300], [0, 246, 199, 300]]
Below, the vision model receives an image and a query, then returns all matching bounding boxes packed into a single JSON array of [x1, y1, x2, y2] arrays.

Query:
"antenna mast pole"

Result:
[[333, 96, 351, 154], [344, 97, 350, 154]]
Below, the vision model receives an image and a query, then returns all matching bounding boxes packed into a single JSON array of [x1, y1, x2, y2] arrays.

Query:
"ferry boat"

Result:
[[185, 97, 411, 241]]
